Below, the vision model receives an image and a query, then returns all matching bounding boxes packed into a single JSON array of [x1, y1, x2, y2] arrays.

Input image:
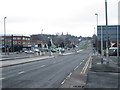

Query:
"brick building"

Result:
[[0, 35, 42, 52]]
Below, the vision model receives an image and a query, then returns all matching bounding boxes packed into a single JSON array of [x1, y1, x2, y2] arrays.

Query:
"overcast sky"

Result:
[[0, 0, 119, 37]]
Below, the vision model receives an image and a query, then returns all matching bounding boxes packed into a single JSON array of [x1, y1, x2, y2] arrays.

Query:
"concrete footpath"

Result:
[[0, 56, 55, 68], [85, 55, 120, 89]]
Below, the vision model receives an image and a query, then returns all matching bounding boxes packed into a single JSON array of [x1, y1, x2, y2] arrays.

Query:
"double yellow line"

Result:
[[80, 56, 91, 74]]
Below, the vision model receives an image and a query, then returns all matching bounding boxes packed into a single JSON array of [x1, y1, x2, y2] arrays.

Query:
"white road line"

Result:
[[53, 62, 56, 63], [61, 79, 66, 84], [74, 66, 79, 70], [18, 71, 25, 74], [41, 65, 45, 67], [68, 73, 72, 78], [79, 62, 82, 65], [0, 77, 5, 80]]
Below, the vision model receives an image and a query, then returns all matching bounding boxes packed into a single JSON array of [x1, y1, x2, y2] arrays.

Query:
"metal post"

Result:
[[95, 13, 98, 55], [105, 0, 109, 63], [4, 17, 7, 55], [11, 34, 14, 52], [117, 25, 119, 59], [41, 29, 43, 34], [101, 26, 103, 57]]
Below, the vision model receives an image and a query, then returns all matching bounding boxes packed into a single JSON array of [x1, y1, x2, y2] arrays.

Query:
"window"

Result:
[[23, 37, 25, 40], [13, 37, 16, 40], [17, 37, 21, 40]]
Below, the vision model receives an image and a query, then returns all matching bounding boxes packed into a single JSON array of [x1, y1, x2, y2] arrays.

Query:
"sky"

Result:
[[0, 0, 119, 37]]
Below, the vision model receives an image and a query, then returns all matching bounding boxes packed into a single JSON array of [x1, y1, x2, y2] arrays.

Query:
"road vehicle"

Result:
[[24, 50, 34, 54]]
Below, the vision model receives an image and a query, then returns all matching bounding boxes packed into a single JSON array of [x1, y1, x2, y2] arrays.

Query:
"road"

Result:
[[2, 41, 92, 88]]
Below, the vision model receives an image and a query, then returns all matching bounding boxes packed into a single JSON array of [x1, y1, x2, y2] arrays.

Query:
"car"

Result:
[[114, 49, 120, 56], [33, 49, 39, 52], [60, 48, 65, 53], [51, 49, 57, 53], [67, 48, 71, 50], [109, 48, 120, 56], [24, 50, 34, 54]]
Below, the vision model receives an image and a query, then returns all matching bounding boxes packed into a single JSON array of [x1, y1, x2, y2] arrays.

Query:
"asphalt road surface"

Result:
[[2, 45, 92, 88]]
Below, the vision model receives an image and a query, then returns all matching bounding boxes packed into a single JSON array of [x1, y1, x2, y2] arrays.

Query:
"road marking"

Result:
[[0, 77, 5, 80], [61, 72, 73, 85], [41, 65, 45, 67], [79, 62, 82, 65], [61, 79, 66, 84], [18, 71, 25, 74], [80, 56, 91, 74], [74, 66, 79, 70], [68, 73, 72, 78]]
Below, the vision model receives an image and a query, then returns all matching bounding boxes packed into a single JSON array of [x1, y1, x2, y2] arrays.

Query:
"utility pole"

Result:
[[11, 34, 14, 52], [95, 13, 98, 55], [105, 0, 109, 63], [117, 26, 119, 59], [4, 17, 7, 55], [41, 29, 43, 34], [101, 26, 103, 57]]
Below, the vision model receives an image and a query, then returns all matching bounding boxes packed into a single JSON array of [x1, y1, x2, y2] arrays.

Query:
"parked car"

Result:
[[33, 49, 39, 52], [51, 49, 57, 53], [114, 49, 120, 56], [67, 48, 71, 50], [60, 48, 65, 53], [24, 50, 34, 54], [109, 48, 120, 56]]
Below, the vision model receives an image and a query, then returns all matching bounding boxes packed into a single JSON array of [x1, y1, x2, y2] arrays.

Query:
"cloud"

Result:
[[0, 0, 119, 37]]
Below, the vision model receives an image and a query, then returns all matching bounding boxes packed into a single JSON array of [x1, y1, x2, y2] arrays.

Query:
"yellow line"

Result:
[[80, 60, 89, 74], [80, 56, 91, 74]]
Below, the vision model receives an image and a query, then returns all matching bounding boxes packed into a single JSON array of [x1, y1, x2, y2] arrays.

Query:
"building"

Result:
[[97, 25, 120, 50], [0, 35, 42, 52]]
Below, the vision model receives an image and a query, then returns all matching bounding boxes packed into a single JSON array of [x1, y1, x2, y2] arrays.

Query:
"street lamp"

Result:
[[41, 29, 43, 34], [105, 0, 109, 63], [95, 13, 98, 54], [4, 17, 7, 55], [117, 26, 119, 59], [101, 26, 103, 57], [95, 13, 98, 25]]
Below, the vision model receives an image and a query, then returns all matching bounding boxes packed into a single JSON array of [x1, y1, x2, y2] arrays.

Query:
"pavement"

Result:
[[85, 55, 120, 89]]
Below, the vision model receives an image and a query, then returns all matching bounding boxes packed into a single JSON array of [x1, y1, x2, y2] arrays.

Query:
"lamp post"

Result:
[[41, 29, 43, 34], [105, 0, 109, 63], [4, 17, 7, 55], [117, 26, 119, 59], [95, 13, 98, 55], [101, 26, 103, 57]]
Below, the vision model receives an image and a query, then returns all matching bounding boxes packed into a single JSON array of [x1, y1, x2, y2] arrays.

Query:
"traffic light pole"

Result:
[[105, 0, 109, 64]]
